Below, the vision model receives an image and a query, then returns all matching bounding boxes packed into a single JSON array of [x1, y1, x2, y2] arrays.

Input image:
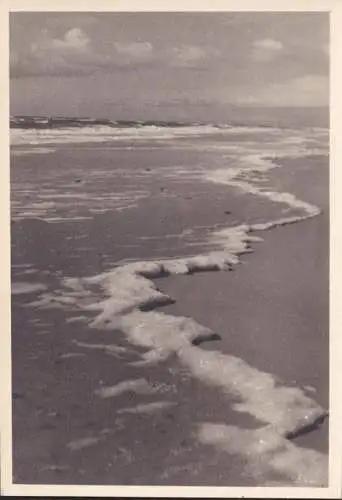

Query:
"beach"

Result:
[[10, 121, 329, 486]]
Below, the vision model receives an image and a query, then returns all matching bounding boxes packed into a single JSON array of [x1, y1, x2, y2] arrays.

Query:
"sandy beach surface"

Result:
[[10, 125, 329, 487], [12, 218, 328, 486], [159, 215, 329, 445]]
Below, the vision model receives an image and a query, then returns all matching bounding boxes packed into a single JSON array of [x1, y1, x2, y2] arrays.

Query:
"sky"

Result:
[[10, 12, 329, 122]]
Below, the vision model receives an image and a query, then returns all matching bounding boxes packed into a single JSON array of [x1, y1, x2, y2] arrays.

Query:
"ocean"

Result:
[[10, 117, 329, 486]]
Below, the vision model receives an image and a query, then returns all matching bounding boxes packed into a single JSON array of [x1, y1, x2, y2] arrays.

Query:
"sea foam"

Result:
[[22, 127, 328, 486], [198, 423, 327, 486], [27, 209, 327, 484]]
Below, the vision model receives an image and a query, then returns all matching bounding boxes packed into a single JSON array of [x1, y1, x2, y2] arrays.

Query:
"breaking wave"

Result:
[[11, 123, 229, 146], [10, 116, 328, 147]]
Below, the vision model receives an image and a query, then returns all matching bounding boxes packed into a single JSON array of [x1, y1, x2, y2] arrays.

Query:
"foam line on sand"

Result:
[[26, 155, 328, 486]]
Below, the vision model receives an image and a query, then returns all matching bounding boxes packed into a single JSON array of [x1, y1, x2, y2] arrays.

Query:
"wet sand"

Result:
[[12, 212, 328, 485], [11, 151, 329, 485], [12, 304, 264, 486], [158, 154, 329, 454], [159, 216, 328, 443]]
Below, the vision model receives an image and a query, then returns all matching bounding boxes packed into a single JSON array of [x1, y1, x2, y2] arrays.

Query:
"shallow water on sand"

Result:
[[11, 125, 329, 486]]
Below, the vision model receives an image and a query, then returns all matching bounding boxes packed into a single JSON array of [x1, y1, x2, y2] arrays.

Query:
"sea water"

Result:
[[10, 118, 329, 486]]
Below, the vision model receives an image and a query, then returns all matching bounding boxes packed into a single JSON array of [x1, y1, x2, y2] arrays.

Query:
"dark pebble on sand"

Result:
[[12, 392, 25, 400]]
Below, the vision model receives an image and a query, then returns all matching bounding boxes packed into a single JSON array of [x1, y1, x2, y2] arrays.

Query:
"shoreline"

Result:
[[11, 212, 328, 485], [158, 213, 329, 453], [11, 146, 329, 486]]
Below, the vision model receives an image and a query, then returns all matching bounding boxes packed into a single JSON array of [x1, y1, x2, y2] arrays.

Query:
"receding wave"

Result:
[[25, 164, 327, 485], [26, 223, 328, 485], [11, 121, 327, 223], [13, 118, 328, 485]]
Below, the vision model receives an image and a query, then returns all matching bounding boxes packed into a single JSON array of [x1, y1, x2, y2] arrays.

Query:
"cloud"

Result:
[[253, 38, 284, 51], [169, 45, 208, 67], [10, 28, 98, 77], [29, 28, 92, 61], [236, 74, 329, 107], [252, 38, 284, 63], [50, 28, 91, 51], [114, 41, 153, 60], [266, 74, 328, 107], [11, 28, 216, 78], [11, 28, 152, 77]]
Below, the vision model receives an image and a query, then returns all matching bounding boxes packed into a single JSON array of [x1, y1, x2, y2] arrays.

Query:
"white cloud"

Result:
[[12, 30, 216, 78], [235, 74, 329, 107], [20, 28, 96, 76], [53, 28, 91, 50], [18, 33, 155, 76], [267, 75, 328, 106], [11, 18, 218, 78], [114, 41, 153, 60], [112, 42, 211, 68], [169, 45, 207, 67], [253, 38, 283, 51], [31, 28, 91, 56], [252, 38, 284, 63]]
